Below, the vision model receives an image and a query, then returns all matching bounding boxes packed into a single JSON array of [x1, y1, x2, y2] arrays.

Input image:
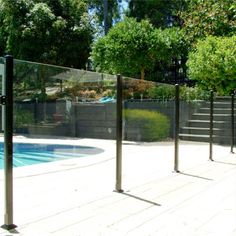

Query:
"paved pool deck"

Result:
[[0, 137, 236, 236]]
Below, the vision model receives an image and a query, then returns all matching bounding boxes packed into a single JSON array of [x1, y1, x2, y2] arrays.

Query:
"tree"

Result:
[[92, 18, 161, 79], [124, 1, 190, 83], [126, 0, 186, 28], [0, 0, 7, 54], [187, 36, 236, 95], [156, 27, 189, 83], [0, 0, 93, 68], [180, 0, 236, 42], [91, 17, 186, 80], [87, 0, 122, 34]]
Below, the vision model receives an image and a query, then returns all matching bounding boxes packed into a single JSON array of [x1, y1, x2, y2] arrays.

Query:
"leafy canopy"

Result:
[[0, 0, 93, 68], [92, 17, 186, 80], [126, 0, 186, 28], [187, 35, 236, 95], [180, 0, 236, 42]]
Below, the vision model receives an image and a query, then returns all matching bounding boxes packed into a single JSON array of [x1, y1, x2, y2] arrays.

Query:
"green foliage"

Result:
[[180, 0, 236, 42], [148, 85, 176, 100], [14, 109, 34, 129], [92, 17, 160, 78], [0, 0, 93, 68], [124, 109, 170, 142], [147, 84, 210, 101], [179, 85, 210, 101], [160, 27, 189, 59], [187, 35, 236, 95], [92, 17, 186, 80], [127, 0, 185, 28]]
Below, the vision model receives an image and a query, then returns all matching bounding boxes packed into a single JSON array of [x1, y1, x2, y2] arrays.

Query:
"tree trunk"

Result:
[[104, 0, 109, 35]]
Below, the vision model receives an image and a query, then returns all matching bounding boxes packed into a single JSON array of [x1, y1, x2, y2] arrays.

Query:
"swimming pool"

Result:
[[0, 142, 104, 169]]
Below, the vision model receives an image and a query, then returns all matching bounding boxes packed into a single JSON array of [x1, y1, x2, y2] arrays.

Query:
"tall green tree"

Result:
[[0, 0, 93, 68], [126, 0, 186, 28], [125, 0, 189, 83], [92, 17, 186, 80], [180, 0, 236, 41], [92, 18, 160, 79], [187, 36, 236, 95]]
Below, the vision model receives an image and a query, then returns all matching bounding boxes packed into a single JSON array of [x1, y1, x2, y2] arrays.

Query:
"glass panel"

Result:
[[13, 59, 117, 140], [179, 85, 211, 144], [123, 77, 174, 143], [0, 59, 117, 170]]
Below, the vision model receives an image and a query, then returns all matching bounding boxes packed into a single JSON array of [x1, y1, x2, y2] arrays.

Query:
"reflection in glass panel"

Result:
[[123, 77, 173, 142], [179, 85, 211, 143], [13, 59, 117, 139], [6, 58, 214, 144]]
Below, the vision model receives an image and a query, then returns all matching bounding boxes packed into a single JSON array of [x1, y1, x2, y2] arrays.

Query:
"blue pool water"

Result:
[[0, 142, 104, 169]]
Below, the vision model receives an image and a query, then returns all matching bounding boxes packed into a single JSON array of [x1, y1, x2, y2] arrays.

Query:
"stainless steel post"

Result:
[[115, 74, 123, 192], [209, 90, 214, 161], [231, 93, 235, 153], [1, 55, 17, 230], [0, 62, 5, 131], [174, 84, 180, 172]]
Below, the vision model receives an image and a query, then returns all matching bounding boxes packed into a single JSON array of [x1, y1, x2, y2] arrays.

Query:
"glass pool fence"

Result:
[[0, 58, 234, 147]]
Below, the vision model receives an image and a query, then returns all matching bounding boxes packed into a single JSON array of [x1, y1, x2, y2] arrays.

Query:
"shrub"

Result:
[[78, 89, 97, 99], [148, 85, 175, 100], [14, 110, 34, 129], [187, 36, 236, 95], [179, 85, 210, 101], [123, 79, 154, 99], [102, 89, 115, 98], [148, 84, 210, 101], [124, 109, 170, 142]]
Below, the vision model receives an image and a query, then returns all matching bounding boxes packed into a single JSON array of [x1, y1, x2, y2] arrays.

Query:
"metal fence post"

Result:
[[209, 90, 214, 161], [174, 84, 180, 172], [1, 55, 17, 230], [231, 93, 235, 153], [115, 74, 123, 192]]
